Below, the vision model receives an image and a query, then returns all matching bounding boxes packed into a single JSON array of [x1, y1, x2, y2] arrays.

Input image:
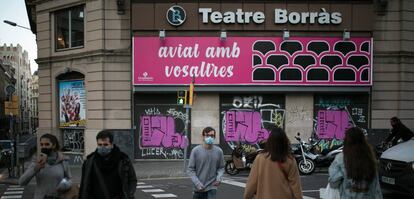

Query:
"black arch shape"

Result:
[[308, 41, 329, 55], [281, 41, 302, 55], [253, 41, 276, 56]]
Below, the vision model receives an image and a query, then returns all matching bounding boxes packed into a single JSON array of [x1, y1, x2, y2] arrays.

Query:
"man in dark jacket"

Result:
[[79, 130, 137, 199], [385, 117, 414, 146]]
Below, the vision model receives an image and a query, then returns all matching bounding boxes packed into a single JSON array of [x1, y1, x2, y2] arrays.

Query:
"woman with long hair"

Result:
[[244, 126, 302, 199], [19, 133, 72, 199], [328, 127, 382, 198]]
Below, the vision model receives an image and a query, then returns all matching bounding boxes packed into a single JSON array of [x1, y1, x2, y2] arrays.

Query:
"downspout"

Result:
[[130, 1, 135, 159], [102, 0, 106, 130], [397, 0, 402, 116]]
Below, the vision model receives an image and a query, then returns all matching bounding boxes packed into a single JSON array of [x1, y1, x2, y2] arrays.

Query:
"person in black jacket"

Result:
[[79, 130, 137, 199], [385, 117, 414, 146]]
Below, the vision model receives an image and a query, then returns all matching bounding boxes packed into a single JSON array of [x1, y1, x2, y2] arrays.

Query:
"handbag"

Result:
[[58, 161, 79, 199], [322, 183, 340, 199], [59, 185, 79, 199]]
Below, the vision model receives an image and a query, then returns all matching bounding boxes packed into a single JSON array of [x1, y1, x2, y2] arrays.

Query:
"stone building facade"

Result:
[[371, 0, 414, 137], [0, 44, 32, 135], [25, 0, 132, 162], [0, 59, 16, 139], [25, 0, 414, 161], [29, 71, 39, 133]]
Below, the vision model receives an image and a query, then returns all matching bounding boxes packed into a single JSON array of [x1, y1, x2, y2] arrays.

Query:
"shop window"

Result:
[[314, 94, 369, 141], [220, 94, 285, 155], [55, 5, 84, 50], [133, 93, 190, 159]]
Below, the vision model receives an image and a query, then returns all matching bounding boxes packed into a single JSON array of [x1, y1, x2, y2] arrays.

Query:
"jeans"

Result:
[[193, 189, 217, 199]]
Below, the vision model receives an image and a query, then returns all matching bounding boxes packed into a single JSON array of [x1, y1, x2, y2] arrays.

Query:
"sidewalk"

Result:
[[0, 160, 187, 185]]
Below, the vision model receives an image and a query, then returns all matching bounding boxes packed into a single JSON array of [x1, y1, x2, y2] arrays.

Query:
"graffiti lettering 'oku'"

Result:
[[225, 111, 270, 144], [140, 115, 188, 149], [317, 110, 350, 139]]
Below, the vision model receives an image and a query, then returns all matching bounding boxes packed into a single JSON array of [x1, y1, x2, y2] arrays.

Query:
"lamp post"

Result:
[[3, 19, 32, 177], [3, 20, 31, 31]]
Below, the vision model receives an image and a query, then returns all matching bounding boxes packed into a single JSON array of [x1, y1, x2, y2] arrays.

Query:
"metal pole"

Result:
[[9, 115, 14, 178], [8, 94, 15, 178], [3, 20, 32, 31], [16, 132, 20, 177], [183, 104, 190, 173], [183, 77, 194, 173]]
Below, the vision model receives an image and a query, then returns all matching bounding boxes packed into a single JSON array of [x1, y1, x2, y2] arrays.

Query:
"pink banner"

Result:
[[133, 37, 372, 85]]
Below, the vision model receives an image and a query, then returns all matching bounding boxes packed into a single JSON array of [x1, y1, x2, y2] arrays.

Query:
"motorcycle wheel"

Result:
[[225, 160, 239, 175], [298, 158, 315, 175]]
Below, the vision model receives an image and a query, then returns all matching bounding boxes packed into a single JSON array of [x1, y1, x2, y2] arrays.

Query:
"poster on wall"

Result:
[[59, 80, 86, 128], [134, 104, 190, 159], [313, 94, 369, 152], [219, 94, 285, 155], [133, 37, 373, 86]]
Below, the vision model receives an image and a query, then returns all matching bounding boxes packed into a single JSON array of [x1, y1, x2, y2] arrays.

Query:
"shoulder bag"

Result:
[[58, 161, 79, 199]]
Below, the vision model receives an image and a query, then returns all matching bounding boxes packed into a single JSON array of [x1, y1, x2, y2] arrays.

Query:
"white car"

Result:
[[379, 138, 414, 197]]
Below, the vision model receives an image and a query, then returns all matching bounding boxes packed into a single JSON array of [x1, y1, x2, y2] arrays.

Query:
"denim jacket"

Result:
[[328, 153, 383, 199]]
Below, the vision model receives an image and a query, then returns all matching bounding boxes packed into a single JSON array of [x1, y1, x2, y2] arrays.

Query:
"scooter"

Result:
[[225, 145, 260, 175], [292, 133, 343, 175]]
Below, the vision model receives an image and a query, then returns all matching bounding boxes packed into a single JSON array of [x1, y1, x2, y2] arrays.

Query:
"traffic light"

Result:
[[177, 90, 187, 105]]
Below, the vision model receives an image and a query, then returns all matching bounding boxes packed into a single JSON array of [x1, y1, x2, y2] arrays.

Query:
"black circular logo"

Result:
[[166, 6, 186, 26]]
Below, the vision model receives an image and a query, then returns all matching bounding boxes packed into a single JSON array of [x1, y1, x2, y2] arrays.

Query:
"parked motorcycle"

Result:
[[292, 133, 343, 175], [225, 144, 261, 175], [375, 141, 393, 159]]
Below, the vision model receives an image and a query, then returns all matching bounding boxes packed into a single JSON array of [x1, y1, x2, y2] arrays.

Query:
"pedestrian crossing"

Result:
[[136, 182, 177, 198], [0, 185, 24, 199]]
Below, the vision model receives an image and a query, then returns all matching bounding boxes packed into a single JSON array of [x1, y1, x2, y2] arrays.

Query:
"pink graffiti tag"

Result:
[[225, 111, 269, 144], [140, 115, 188, 149], [317, 110, 350, 140]]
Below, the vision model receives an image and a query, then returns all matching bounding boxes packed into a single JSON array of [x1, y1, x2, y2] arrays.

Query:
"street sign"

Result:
[[12, 95, 18, 102], [4, 84, 15, 96], [4, 101, 11, 114], [4, 100, 19, 116]]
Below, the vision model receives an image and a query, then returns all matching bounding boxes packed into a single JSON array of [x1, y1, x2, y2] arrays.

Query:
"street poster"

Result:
[[59, 80, 86, 128]]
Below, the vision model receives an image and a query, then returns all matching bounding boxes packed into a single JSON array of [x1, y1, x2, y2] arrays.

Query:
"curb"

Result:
[[0, 178, 19, 185], [137, 173, 187, 179], [0, 168, 19, 185]]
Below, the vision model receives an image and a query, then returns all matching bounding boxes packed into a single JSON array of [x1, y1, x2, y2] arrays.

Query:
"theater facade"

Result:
[[131, 1, 378, 159]]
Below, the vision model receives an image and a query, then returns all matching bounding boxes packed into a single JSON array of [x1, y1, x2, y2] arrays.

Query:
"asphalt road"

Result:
[[0, 170, 326, 199], [0, 168, 407, 199]]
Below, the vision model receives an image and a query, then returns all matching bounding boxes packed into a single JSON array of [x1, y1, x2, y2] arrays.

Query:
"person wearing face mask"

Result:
[[19, 133, 71, 199], [79, 130, 137, 199], [187, 127, 225, 199]]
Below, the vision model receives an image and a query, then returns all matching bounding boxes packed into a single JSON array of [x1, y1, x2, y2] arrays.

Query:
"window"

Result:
[[55, 5, 84, 50]]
